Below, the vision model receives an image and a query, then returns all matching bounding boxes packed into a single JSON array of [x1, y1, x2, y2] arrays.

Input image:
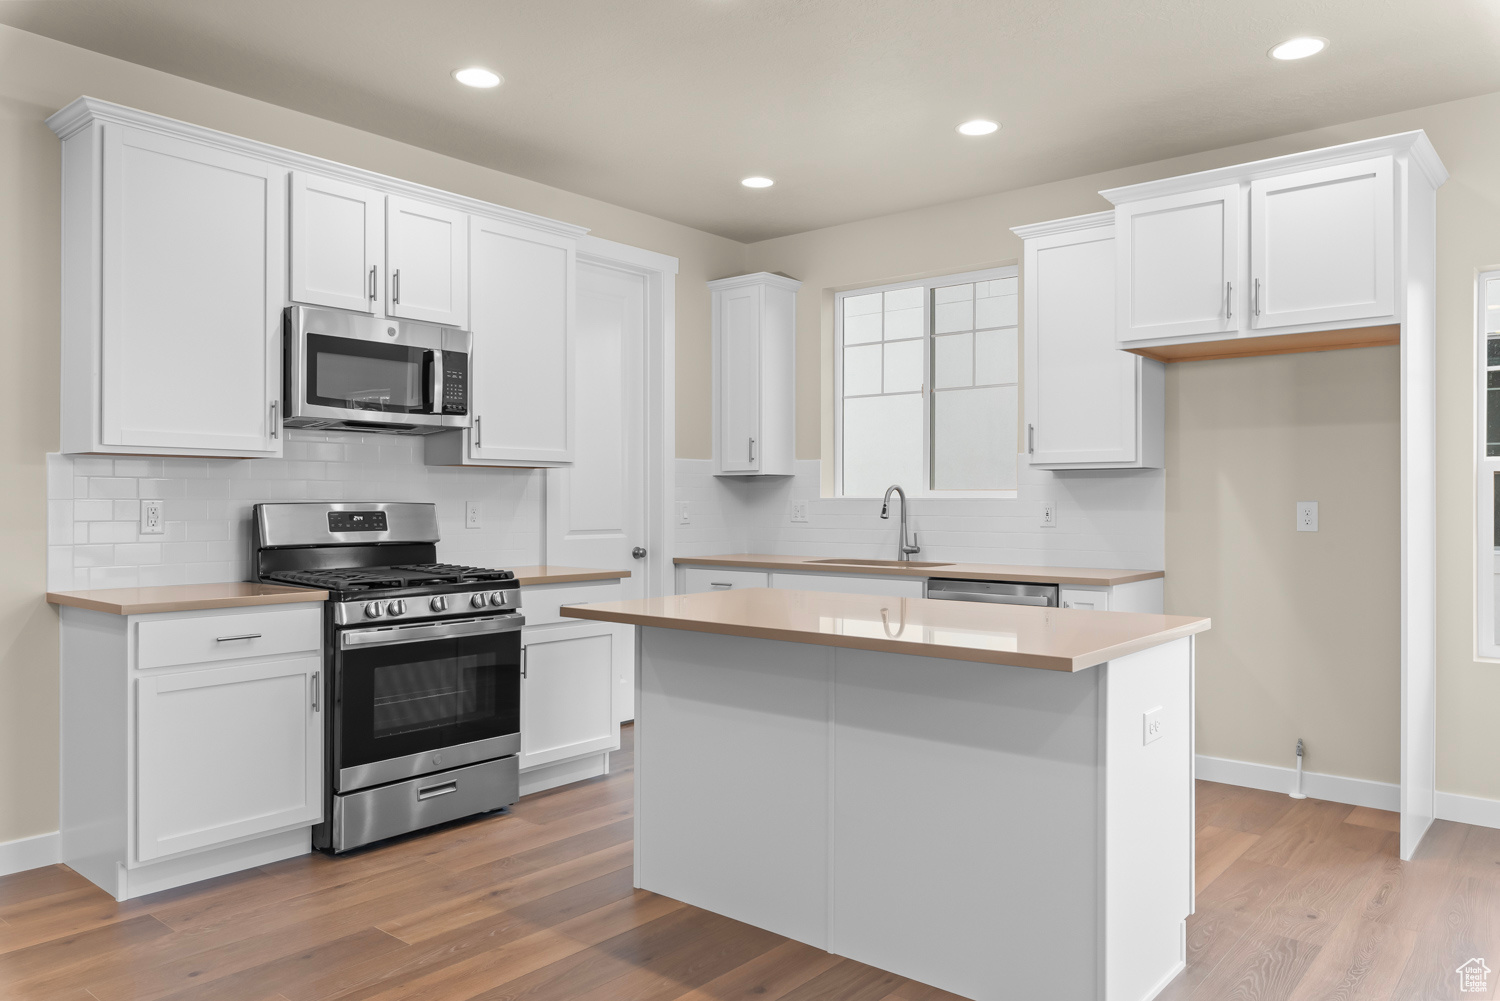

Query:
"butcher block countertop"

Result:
[[46, 582, 328, 616], [673, 553, 1163, 587], [563, 588, 1208, 672], [512, 566, 631, 587]]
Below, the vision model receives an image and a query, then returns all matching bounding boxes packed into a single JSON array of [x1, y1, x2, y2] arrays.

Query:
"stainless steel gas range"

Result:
[[252, 502, 522, 853]]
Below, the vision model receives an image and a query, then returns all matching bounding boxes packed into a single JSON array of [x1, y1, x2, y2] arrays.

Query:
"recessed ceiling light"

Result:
[[1269, 36, 1327, 60], [957, 119, 1000, 136], [453, 67, 502, 88], [741, 176, 774, 188]]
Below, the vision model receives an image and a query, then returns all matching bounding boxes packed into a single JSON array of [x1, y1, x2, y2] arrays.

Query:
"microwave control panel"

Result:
[[442, 352, 468, 415]]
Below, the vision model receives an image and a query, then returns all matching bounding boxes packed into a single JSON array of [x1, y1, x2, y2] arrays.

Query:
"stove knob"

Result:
[[387, 599, 407, 616], [489, 592, 507, 607], [363, 602, 383, 619], [430, 596, 448, 613], [470, 592, 488, 609]]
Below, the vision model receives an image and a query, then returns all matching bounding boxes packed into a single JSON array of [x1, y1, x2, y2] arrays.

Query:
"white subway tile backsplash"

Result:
[[88, 521, 138, 544], [88, 478, 138, 499], [72, 458, 114, 477], [112, 500, 140, 521]]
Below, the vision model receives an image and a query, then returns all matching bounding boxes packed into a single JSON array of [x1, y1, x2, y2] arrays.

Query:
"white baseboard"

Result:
[[1196, 754, 1399, 812], [1435, 790, 1500, 830], [0, 831, 61, 877]]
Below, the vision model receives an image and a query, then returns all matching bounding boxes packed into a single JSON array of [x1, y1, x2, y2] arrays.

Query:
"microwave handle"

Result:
[[430, 349, 443, 415]]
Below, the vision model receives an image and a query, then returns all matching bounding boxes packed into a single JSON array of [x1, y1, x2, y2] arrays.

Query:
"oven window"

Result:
[[307, 334, 430, 413], [372, 654, 495, 739]]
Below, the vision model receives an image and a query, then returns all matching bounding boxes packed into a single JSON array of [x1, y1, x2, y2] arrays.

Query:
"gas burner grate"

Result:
[[265, 569, 407, 591], [392, 563, 515, 582]]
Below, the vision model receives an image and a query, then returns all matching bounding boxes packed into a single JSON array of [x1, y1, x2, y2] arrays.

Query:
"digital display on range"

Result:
[[327, 511, 388, 533]]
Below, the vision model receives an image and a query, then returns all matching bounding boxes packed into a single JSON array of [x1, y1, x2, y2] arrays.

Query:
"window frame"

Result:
[[1476, 269, 1500, 661], [832, 265, 1020, 500]]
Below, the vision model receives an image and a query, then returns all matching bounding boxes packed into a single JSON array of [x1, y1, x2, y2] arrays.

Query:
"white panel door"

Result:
[[386, 195, 468, 327], [717, 286, 761, 472], [1116, 183, 1242, 343], [469, 217, 575, 464], [101, 126, 284, 454], [1026, 227, 1139, 464], [519, 622, 620, 770], [135, 656, 321, 861], [289, 172, 383, 313], [1249, 157, 1395, 330]]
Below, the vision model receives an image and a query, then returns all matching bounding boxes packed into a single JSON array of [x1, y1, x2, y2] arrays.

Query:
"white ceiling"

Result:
[[4, 0, 1499, 242]]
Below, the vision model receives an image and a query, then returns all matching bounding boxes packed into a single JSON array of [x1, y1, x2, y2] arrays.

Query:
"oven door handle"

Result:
[[340, 613, 525, 649]]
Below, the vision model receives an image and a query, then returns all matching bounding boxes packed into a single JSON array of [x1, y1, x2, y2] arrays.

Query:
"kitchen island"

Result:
[[563, 588, 1210, 1001]]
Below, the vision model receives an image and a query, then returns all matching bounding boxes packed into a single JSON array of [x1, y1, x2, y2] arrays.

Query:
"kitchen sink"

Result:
[[805, 558, 954, 568]]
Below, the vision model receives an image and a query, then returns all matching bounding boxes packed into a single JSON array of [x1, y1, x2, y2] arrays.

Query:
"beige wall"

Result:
[[0, 23, 746, 844], [745, 92, 1500, 796]]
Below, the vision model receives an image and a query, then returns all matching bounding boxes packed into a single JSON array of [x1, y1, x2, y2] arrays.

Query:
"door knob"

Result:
[[632, 547, 647, 559]]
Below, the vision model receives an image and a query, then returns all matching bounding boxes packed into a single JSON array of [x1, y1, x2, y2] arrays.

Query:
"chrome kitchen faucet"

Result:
[[880, 485, 921, 560]]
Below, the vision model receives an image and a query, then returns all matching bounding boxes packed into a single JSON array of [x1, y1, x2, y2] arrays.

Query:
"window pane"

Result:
[[844, 292, 883, 316], [884, 340, 923, 393], [844, 311, 882, 344], [933, 332, 973, 389], [1489, 334, 1500, 368], [975, 328, 1018, 385], [934, 283, 974, 333], [885, 286, 924, 311], [885, 305, 923, 340], [844, 344, 883, 396], [976, 279, 1018, 329], [932, 386, 1017, 491], [844, 394, 924, 497], [1487, 279, 1500, 333]]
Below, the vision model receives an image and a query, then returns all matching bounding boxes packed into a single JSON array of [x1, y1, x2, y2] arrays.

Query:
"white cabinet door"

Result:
[[768, 572, 925, 598], [1060, 588, 1109, 611], [1116, 183, 1242, 343], [386, 195, 468, 327], [1249, 157, 1395, 330], [717, 285, 761, 473], [135, 656, 321, 861], [681, 568, 769, 593], [520, 622, 621, 770], [101, 126, 284, 455], [467, 216, 575, 464], [289, 172, 383, 313], [1026, 225, 1143, 466]]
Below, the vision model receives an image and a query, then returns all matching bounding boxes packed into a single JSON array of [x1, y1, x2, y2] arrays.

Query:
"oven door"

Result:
[[334, 614, 522, 793]]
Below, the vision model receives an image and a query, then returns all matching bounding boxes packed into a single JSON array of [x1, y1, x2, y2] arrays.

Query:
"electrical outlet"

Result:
[[140, 499, 164, 535], [465, 501, 482, 529], [1040, 502, 1057, 529], [1296, 501, 1319, 532], [677, 501, 690, 525], [1142, 706, 1164, 746], [791, 499, 809, 523]]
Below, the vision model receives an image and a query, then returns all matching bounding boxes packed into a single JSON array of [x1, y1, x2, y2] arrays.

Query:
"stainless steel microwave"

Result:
[[283, 306, 470, 435]]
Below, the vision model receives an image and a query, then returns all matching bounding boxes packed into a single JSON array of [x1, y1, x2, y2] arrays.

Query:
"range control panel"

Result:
[[327, 511, 388, 533]]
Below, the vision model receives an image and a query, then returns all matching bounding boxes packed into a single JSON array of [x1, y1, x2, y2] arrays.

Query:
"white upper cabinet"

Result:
[[1014, 213, 1163, 469], [85, 124, 286, 456], [289, 172, 383, 313], [1115, 184, 1241, 344], [1249, 156, 1394, 330], [1102, 132, 1442, 357], [710, 273, 800, 476], [386, 195, 468, 328]]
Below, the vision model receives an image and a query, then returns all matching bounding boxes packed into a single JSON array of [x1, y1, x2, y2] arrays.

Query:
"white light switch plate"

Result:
[[791, 499, 809, 523], [465, 501, 482, 529], [677, 501, 690, 525], [1143, 706, 1164, 745], [1296, 501, 1318, 532]]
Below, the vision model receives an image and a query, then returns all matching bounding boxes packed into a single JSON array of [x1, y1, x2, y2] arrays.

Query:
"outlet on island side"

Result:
[[465, 501, 482, 529], [1142, 706, 1164, 746]]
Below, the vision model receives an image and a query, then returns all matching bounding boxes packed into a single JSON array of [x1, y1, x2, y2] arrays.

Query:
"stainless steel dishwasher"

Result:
[[925, 578, 1060, 606]]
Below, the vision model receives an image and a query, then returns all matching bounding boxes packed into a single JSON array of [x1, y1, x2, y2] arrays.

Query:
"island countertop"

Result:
[[562, 587, 1209, 672]]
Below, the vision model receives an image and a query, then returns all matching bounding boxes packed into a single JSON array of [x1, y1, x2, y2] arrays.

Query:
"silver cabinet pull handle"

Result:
[[1253, 277, 1261, 317], [417, 781, 458, 801], [474, 414, 482, 448], [369, 265, 377, 302], [748, 437, 756, 462], [520, 644, 528, 680], [1226, 281, 1233, 321], [311, 670, 320, 712], [270, 401, 278, 440], [215, 633, 262, 642], [1027, 423, 1035, 454], [710, 582, 734, 588], [392, 268, 401, 304]]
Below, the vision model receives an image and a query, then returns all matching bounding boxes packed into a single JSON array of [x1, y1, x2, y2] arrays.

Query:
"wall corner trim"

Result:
[[0, 831, 61, 878]]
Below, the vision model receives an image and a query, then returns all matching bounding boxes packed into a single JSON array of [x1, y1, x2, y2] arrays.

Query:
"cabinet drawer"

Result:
[[1060, 588, 1109, 612], [769, 572, 925, 598], [520, 582, 624, 627], [137, 607, 322, 670], [681, 568, 769, 593]]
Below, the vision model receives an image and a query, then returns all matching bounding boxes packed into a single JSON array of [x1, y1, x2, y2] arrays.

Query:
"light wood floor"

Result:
[[1, 725, 1496, 1001]]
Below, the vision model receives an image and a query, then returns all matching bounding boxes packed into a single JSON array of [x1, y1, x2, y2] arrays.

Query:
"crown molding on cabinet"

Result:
[[707, 271, 803, 293], [46, 96, 590, 242], [1010, 210, 1114, 240], [1098, 129, 1448, 205]]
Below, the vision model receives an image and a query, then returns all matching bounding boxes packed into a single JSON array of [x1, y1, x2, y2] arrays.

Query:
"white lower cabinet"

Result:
[[681, 568, 770, 593], [768, 572, 924, 598], [136, 656, 322, 861], [1060, 587, 1109, 612], [59, 602, 324, 900]]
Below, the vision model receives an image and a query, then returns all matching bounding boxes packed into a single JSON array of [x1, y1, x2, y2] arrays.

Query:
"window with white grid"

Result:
[[834, 267, 1019, 498]]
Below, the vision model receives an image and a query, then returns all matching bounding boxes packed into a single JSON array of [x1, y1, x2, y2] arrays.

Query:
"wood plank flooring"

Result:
[[1, 726, 1497, 1001]]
